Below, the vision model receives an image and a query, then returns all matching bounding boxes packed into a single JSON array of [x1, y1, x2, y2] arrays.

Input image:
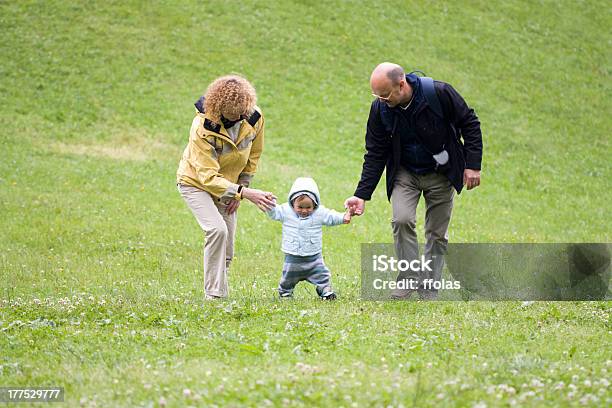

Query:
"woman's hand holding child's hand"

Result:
[[242, 187, 277, 212]]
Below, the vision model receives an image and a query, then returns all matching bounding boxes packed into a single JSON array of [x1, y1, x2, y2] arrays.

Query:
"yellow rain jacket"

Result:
[[176, 98, 265, 200]]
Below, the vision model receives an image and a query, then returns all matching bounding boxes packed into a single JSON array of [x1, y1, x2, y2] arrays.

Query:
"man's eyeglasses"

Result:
[[372, 88, 394, 101]]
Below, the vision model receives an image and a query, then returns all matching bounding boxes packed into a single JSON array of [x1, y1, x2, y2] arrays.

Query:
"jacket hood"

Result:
[[288, 177, 320, 207], [194, 96, 206, 114]]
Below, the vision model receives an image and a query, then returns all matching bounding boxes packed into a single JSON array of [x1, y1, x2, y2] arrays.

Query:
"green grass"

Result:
[[1, 0, 610, 406]]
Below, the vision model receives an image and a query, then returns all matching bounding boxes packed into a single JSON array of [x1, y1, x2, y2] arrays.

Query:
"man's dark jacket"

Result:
[[354, 74, 482, 200]]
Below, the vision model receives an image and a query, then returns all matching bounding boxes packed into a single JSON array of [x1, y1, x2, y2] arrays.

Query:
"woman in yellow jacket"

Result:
[[177, 75, 276, 299]]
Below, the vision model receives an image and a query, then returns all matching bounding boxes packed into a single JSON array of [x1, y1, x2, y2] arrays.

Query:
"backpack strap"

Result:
[[419, 76, 444, 119]]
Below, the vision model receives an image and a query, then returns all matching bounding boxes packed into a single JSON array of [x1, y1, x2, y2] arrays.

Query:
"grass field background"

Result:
[[1, 1, 610, 406]]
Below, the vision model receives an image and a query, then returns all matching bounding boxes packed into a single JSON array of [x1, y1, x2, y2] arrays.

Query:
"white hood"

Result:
[[288, 177, 320, 207]]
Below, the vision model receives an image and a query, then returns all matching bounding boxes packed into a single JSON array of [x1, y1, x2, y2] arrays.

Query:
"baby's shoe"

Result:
[[321, 289, 337, 300]]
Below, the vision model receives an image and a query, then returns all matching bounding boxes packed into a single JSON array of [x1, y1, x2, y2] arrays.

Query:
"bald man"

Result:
[[345, 63, 482, 300]]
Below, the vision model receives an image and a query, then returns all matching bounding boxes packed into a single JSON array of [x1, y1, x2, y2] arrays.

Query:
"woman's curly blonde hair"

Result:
[[204, 75, 257, 123]]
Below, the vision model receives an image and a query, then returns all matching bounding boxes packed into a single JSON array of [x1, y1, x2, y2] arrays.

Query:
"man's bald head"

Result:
[[370, 62, 412, 107], [370, 62, 405, 88]]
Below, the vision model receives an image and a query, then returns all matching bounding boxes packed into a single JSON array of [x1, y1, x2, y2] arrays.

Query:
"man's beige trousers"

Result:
[[391, 167, 455, 294]]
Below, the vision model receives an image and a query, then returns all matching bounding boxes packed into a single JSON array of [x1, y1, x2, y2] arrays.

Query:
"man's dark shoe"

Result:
[[418, 290, 439, 301], [390, 288, 418, 300]]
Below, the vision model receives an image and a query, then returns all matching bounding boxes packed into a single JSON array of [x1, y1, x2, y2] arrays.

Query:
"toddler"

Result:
[[267, 177, 351, 299]]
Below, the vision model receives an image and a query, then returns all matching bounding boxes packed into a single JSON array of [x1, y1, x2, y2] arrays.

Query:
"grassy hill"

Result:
[[1, 1, 610, 406]]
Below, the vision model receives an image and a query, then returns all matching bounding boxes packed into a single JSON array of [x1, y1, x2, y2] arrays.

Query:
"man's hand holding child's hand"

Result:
[[344, 196, 365, 216]]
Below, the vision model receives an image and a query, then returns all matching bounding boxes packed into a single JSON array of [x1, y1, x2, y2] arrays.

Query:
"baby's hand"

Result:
[[343, 210, 352, 224]]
